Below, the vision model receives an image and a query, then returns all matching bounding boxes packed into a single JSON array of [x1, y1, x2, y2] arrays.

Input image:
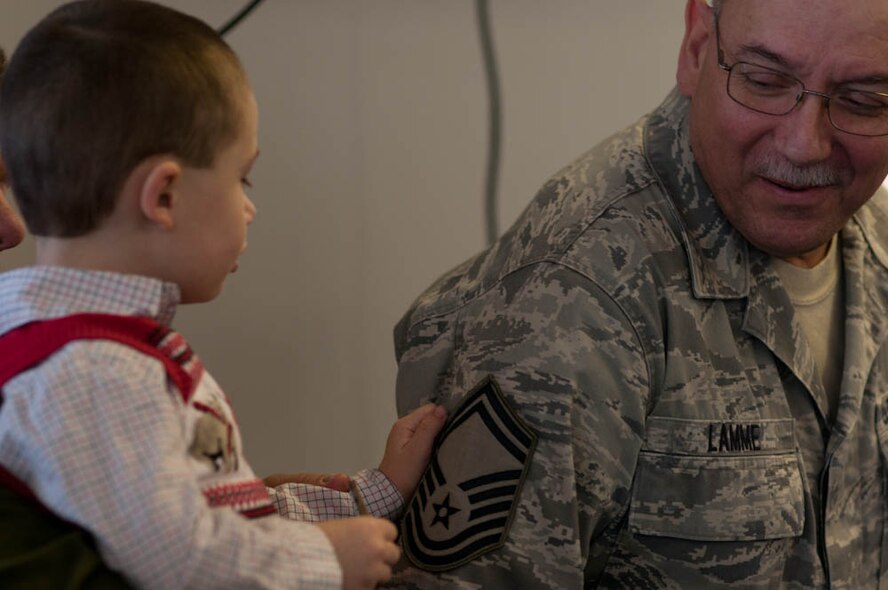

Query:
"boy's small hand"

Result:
[[378, 403, 447, 500], [317, 516, 400, 590]]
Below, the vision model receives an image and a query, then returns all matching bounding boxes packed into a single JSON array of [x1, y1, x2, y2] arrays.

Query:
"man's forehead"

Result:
[[719, 0, 888, 74], [718, 0, 888, 26]]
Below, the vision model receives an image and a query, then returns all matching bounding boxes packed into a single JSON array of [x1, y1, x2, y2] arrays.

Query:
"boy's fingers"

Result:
[[397, 402, 439, 431], [413, 406, 447, 441], [402, 403, 447, 434], [384, 542, 401, 565], [381, 520, 398, 541], [325, 473, 352, 492]]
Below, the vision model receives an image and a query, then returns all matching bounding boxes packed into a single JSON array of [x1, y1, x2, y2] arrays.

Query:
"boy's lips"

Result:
[[231, 243, 248, 272]]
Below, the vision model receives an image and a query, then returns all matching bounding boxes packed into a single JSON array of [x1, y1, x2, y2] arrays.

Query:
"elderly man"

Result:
[[392, 0, 888, 587], [0, 50, 24, 255], [0, 186, 23, 254]]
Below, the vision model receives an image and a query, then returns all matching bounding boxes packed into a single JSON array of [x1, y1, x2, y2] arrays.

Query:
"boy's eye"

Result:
[[241, 177, 253, 188]]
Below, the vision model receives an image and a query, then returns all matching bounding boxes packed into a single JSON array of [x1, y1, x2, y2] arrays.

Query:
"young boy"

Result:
[[0, 2, 445, 589]]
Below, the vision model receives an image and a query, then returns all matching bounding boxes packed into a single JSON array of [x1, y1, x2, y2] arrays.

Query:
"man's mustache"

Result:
[[753, 158, 848, 189]]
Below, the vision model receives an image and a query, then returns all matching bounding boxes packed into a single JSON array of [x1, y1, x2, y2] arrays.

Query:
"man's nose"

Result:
[[774, 93, 834, 165], [0, 193, 25, 252]]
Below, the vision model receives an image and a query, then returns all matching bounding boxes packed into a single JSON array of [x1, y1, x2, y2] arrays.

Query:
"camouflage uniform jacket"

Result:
[[391, 88, 888, 589]]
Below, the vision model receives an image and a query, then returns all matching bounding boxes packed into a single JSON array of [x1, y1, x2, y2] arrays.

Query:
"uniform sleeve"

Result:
[[269, 468, 404, 522], [391, 263, 652, 588], [0, 341, 342, 589]]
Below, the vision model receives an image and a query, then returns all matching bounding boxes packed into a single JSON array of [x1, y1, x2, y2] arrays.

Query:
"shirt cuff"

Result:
[[269, 483, 354, 522], [352, 469, 404, 521]]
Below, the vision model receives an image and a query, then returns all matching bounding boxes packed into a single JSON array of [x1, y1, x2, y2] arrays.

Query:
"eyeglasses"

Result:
[[714, 18, 888, 137]]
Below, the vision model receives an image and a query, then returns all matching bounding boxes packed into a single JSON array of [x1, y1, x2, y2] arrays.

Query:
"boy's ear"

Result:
[[677, 0, 714, 98], [137, 158, 183, 230]]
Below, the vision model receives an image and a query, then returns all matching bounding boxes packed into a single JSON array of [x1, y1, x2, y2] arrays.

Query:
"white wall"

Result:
[[0, 1, 686, 475]]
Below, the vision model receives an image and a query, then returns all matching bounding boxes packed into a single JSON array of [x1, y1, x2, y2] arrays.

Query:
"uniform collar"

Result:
[[850, 185, 888, 270], [643, 88, 750, 299]]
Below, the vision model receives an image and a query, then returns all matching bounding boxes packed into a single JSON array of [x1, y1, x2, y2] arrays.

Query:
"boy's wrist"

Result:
[[376, 464, 409, 501], [353, 469, 404, 520]]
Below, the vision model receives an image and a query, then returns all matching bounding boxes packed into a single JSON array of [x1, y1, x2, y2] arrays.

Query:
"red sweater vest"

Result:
[[0, 313, 195, 502]]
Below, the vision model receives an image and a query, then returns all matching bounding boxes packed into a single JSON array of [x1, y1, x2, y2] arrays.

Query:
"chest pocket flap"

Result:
[[629, 416, 804, 542]]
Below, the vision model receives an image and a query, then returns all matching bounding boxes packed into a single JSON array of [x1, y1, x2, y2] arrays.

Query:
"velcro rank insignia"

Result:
[[401, 376, 537, 571]]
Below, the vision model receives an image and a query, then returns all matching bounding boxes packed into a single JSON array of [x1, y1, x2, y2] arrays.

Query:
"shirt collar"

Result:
[[0, 266, 180, 335]]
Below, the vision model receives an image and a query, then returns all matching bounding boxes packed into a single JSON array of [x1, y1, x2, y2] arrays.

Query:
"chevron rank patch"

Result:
[[401, 376, 538, 571]]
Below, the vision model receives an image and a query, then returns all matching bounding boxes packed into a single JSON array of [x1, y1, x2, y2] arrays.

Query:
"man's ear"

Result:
[[677, 0, 714, 98], [136, 158, 182, 231]]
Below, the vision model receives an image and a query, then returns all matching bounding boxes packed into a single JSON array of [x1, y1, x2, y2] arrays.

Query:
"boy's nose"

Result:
[[0, 192, 25, 252], [244, 197, 257, 225]]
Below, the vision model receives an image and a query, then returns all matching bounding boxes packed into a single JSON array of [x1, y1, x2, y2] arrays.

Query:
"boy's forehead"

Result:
[[243, 89, 259, 146], [235, 83, 258, 128], [219, 86, 259, 158]]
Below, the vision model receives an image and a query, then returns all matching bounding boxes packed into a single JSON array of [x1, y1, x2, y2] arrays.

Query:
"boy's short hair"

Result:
[[0, 0, 247, 237]]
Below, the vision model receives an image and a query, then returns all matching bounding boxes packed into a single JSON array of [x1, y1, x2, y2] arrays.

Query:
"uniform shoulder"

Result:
[[853, 183, 888, 269]]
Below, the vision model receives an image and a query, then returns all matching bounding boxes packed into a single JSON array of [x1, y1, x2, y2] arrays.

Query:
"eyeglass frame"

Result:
[[713, 15, 888, 138]]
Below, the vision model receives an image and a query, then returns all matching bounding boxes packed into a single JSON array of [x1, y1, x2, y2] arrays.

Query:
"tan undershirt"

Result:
[[772, 235, 845, 424]]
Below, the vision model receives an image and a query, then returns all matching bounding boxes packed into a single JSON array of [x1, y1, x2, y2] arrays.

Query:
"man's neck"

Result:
[[776, 240, 832, 269]]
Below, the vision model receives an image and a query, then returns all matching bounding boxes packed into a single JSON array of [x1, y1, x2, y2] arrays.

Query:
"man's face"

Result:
[[678, 0, 888, 265], [0, 164, 25, 253]]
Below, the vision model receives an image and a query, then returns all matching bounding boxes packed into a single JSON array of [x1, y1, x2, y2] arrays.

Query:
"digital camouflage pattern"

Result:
[[389, 88, 888, 589]]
